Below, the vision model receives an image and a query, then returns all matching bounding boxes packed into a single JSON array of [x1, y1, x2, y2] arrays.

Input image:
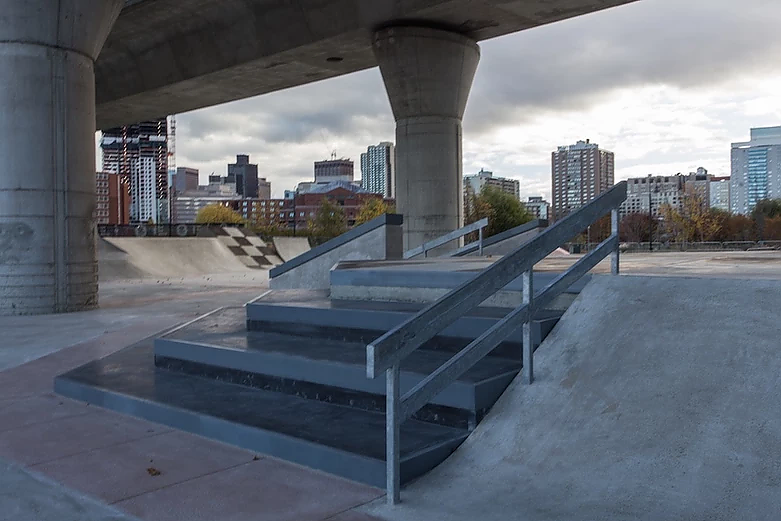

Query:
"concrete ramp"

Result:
[[97, 238, 149, 280], [272, 236, 311, 263], [101, 237, 253, 279], [365, 275, 781, 520]]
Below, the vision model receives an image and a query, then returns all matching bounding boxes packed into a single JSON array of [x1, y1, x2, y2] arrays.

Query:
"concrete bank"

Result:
[[364, 274, 781, 520]]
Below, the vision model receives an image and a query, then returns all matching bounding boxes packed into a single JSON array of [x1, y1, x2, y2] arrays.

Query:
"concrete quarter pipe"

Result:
[[272, 237, 312, 263], [99, 237, 257, 280]]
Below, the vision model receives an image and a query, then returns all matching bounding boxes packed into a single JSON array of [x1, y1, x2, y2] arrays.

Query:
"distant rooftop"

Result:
[[306, 180, 371, 194], [750, 126, 781, 140], [557, 139, 611, 152], [733, 126, 781, 148]]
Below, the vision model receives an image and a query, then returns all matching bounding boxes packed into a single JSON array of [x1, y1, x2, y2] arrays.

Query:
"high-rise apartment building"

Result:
[[619, 175, 686, 217], [525, 196, 550, 221], [258, 177, 272, 200], [464, 169, 520, 199], [731, 126, 781, 215], [101, 118, 169, 223], [228, 154, 260, 198], [710, 176, 731, 212], [684, 167, 711, 204], [314, 158, 354, 183], [551, 139, 614, 221], [172, 167, 199, 194], [360, 142, 396, 198], [131, 156, 159, 223]]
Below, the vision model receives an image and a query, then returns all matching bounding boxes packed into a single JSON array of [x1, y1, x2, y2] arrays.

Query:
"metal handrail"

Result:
[[367, 181, 627, 504], [445, 219, 548, 258], [403, 218, 488, 259]]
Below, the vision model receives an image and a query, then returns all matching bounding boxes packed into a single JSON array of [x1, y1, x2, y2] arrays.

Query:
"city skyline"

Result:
[[95, 0, 781, 201]]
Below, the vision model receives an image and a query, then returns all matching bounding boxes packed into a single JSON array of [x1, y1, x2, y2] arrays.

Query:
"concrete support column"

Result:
[[0, 1, 123, 315], [373, 26, 480, 251]]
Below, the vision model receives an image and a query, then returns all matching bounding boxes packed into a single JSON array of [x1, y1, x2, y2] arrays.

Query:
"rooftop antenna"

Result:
[[319, 129, 333, 158]]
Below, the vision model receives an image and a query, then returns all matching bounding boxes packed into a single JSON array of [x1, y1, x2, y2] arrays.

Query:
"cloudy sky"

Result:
[[167, 0, 781, 200]]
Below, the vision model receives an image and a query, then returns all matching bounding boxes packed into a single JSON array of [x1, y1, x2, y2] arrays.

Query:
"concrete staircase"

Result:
[[55, 262, 588, 488], [330, 259, 589, 310]]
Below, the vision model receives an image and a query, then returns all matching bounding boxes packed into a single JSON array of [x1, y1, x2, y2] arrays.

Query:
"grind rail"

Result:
[[403, 218, 489, 259], [366, 181, 627, 504]]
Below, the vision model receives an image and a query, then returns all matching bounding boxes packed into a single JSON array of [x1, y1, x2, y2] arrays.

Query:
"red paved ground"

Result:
[[0, 321, 384, 520]]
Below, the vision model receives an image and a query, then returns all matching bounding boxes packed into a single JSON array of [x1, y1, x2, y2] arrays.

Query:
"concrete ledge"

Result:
[[154, 337, 509, 411], [54, 376, 387, 487], [330, 285, 577, 310], [269, 214, 403, 290], [54, 372, 466, 488], [245, 299, 538, 346]]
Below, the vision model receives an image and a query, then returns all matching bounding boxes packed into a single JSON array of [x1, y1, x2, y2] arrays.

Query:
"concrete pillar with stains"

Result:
[[0, 0, 124, 315], [372, 26, 480, 252]]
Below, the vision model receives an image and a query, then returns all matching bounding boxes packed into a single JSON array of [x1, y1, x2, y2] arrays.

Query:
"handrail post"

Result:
[[386, 365, 401, 504], [478, 226, 484, 256], [522, 270, 533, 384], [611, 208, 620, 275]]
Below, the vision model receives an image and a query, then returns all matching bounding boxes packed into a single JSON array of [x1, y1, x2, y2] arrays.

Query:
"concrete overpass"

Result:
[[96, 0, 636, 129], [0, 0, 637, 315]]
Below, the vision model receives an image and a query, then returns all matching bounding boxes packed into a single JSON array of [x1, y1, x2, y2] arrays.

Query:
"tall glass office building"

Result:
[[731, 126, 781, 215], [360, 142, 395, 198]]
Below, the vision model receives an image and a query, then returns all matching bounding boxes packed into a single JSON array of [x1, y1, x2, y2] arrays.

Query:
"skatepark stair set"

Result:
[[56, 183, 628, 500]]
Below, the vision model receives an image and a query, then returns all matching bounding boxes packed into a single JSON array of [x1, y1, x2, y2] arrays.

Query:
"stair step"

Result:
[[246, 290, 561, 358], [54, 339, 467, 488], [329, 261, 590, 310], [154, 307, 521, 421]]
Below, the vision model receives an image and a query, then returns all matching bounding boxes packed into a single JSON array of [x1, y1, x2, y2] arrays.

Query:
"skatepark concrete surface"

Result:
[[363, 274, 781, 521], [536, 249, 781, 279], [0, 274, 383, 521], [0, 459, 139, 521], [98, 237, 264, 281], [3, 250, 781, 520], [271, 236, 311, 263]]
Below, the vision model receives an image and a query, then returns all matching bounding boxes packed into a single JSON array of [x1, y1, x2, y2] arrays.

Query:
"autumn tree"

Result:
[[195, 204, 245, 224], [752, 199, 781, 239], [465, 185, 534, 239], [723, 214, 756, 241], [355, 197, 396, 225], [762, 217, 781, 240], [752, 199, 781, 220], [659, 194, 719, 243], [706, 209, 732, 242], [250, 213, 293, 238], [308, 198, 347, 240], [619, 213, 657, 243]]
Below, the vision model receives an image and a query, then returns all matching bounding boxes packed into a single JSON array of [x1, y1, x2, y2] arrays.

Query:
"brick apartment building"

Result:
[[231, 181, 392, 230], [95, 172, 130, 225]]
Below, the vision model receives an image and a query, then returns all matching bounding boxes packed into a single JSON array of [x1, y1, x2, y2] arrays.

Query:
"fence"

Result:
[[97, 223, 246, 238], [610, 241, 781, 253]]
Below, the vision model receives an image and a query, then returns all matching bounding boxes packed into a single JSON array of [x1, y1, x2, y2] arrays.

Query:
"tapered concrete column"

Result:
[[373, 26, 480, 251], [0, 1, 123, 315]]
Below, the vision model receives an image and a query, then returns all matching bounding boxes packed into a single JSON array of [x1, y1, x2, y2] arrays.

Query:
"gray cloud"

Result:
[[467, 0, 781, 131], [175, 0, 781, 196]]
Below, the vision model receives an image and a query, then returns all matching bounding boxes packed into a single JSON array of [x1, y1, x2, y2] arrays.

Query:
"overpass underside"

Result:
[[0, 0, 637, 315]]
